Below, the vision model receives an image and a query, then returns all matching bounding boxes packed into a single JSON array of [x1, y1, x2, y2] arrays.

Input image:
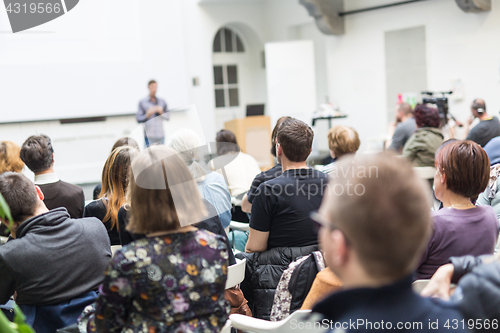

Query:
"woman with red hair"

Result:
[[417, 140, 498, 279], [402, 104, 444, 167]]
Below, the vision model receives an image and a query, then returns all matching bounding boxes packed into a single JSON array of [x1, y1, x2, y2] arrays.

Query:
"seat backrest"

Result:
[[110, 245, 122, 256], [413, 167, 436, 180], [226, 258, 246, 289], [412, 279, 430, 293], [230, 309, 324, 333]]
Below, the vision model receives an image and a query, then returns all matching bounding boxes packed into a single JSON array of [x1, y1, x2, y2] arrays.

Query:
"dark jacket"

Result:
[[402, 127, 444, 167], [313, 275, 465, 332], [449, 255, 500, 325], [236, 244, 318, 320], [0, 208, 111, 306], [83, 199, 121, 245], [39, 180, 85, 219]]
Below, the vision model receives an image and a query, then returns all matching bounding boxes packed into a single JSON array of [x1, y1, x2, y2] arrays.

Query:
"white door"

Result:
[[265, 40, 317, 126]]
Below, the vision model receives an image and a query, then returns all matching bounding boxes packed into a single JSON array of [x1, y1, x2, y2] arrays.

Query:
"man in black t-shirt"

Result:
[[241, 116, 290, 213], [245, 119, 328, 252], [465, 99, 500, 147]]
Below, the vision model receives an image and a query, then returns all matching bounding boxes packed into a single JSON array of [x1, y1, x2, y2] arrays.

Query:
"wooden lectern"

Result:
[[224, 116, 273, 170]]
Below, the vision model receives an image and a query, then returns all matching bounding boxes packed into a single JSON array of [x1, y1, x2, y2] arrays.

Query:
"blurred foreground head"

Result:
[[318, 153, 431, 282]]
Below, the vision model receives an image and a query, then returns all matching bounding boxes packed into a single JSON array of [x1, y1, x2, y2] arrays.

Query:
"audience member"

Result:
[[168, 128, 232, 229], [0, 141, 24, 236], [320, 125, 360, 175], [0, 141, 24, 173], [422, 254, 500, 323], [118, 198, 236, 265], [300, 268, 342, 310], [246, 119, 327, 252], [20, 134, 85, 219], [387, 102, 416, 153], [417, 141, 498, 279], [465, 99, 500, 147], [241, 116, 290, 214], [92, 137, 139, 200], [237, 119, 327, 319], [84, 146, 138, 245], [0, 172, 111, 332], [311, 154, 466, 332], [79, 146, 229, 332], [210, 129, 261, 222], [402, 104, 444, 167], [483, 136, 500, 166]]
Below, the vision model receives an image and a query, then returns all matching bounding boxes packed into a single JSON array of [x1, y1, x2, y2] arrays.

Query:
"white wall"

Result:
[[0, 0, 191, 122], [325, 0, 500, 148]]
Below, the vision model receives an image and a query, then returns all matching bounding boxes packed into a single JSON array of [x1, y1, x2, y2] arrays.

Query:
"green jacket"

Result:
[[402, 127, 444, 167]]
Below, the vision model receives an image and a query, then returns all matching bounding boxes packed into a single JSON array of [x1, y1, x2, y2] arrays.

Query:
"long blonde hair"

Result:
[[99, 146, 138, 230], [0, 141, 25, 173]]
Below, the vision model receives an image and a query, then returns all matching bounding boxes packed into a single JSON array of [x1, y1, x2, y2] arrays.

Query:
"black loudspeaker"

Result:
[[455, 0, 491, 13]]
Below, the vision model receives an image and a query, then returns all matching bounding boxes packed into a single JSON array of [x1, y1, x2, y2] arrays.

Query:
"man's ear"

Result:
[[35, 185, 45, 201], [277, 143, 282, 157], [329, 229, 350, 267], [441, 173, 446, 185]]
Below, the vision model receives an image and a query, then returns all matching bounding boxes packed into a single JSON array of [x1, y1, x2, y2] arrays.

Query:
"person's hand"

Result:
[[146, 107, 157, 118], [155, 105, 164, 115], [467, 115, 475, 125], [421, 263, 454, 300]]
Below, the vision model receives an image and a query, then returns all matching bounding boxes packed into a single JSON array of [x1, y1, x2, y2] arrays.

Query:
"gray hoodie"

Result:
[[0, 208, 111, 305]]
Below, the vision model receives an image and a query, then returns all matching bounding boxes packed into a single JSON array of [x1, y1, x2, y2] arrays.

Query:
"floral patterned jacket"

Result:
[[79, 229, 230, 332]]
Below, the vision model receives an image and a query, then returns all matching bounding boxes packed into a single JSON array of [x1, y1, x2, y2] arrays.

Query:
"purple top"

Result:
[[417, 205, 499, 279]]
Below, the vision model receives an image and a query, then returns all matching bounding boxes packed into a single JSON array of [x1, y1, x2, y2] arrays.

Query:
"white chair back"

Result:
[[220, 319, 231, 333], [110, 245, 122, 256], [412, 279, 430, 293], [230, 309, 324, 333], [229, 221, 250, 232], [226, 258, 246, 289], [413, 166, 436, 180]]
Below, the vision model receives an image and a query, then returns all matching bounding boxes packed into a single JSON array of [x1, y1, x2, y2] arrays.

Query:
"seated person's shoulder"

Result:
[[85, 199, 105, 211], [313, 169, 330, 179], [195, 228, 227, 246], [423, 297, 466, 327], [79, 216, 109, 235], [58, 180, 84, 195]]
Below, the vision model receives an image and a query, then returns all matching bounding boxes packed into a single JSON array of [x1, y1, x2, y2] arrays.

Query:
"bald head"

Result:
[[398, 103, 413, 116], [472, 99, 486, 115]]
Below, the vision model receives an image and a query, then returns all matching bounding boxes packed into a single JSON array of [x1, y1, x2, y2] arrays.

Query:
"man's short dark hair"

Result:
[[20, 135, 54, 173], [277, 118, 313, 162], [148, 80, 157, 87], [216, 130, 240, 156], [0, 172, 38, 223]]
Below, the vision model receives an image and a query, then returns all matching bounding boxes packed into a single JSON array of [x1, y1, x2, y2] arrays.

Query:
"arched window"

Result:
[[213, 28, 245, 108], [213, 27, 245, 53]]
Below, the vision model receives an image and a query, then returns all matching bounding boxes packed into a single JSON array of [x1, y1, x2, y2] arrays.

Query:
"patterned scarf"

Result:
[[486, 164, 500, 199]]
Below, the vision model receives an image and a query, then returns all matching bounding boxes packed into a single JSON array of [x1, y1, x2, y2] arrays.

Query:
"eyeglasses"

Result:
[[310, 211, 351, 246]]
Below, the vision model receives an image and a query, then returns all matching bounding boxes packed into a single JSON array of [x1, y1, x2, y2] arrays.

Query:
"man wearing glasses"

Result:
[[311, 154, 466, 332]]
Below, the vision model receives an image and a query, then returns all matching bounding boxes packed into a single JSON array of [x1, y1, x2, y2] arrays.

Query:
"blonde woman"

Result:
[[0, 141, 25, 173], [84, 146, 138, 245]]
